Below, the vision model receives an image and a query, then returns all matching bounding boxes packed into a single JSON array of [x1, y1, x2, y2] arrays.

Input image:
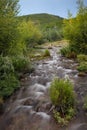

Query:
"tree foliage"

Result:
[[63, 0, 87, 54], [18, 20, 42, 48], [0, 0, 20, 55]]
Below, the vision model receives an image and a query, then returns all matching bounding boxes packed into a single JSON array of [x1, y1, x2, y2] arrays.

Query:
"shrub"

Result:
[[63, 1, 87, 55], [50, 78, 75, 117], [43, 49, 50, 57], [60, 46, 70, 56], [12, 56, 34, 73], [66, 51, 77, 59], [77, 54, 87, 62], [0, 56, 14, 79], [0, 56, 19, 98], [41, 28, 62, 43], [60, 46, 76, 58], [77, 62, 87, 72], [0, 74, 19, 97], [18, 21, 42, 48]]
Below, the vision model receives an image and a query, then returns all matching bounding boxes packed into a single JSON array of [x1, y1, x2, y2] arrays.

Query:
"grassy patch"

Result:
[[77, 62, 87, 72], [60, 46, 77, 59], [43, 49, 51, 57], [77, 54, 87, 62]]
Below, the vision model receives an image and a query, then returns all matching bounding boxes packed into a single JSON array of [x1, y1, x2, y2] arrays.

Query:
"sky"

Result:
[[19, 0, 87, 18]]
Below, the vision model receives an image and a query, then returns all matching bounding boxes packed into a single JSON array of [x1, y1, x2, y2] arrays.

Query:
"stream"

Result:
[[0, 45, 87, 130]]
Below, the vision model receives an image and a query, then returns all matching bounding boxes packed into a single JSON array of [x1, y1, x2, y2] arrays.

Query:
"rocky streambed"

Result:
[[0, 45, 87, 130]]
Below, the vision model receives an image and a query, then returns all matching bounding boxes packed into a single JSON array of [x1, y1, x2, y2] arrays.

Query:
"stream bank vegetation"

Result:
[[59, 0, 87, 125], [77, 54, 87, 75], [50, 78, 76, 126], [43, 49, 51, 57], [61, 0, 87, 74], [62, 0, 87, 55], [0, 0, 36, 104]]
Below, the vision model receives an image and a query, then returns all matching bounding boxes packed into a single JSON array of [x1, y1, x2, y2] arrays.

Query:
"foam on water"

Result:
[[34, 92, 44, 98], [46, 82, 51, 88], [64, 68, 72, 73], [37, 112, 50, 120], [31, 83, 46, 92], [57, 66, 63, 70]]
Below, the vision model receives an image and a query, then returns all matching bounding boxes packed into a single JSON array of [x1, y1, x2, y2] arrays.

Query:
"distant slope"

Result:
[[18, 13, 64, 29]]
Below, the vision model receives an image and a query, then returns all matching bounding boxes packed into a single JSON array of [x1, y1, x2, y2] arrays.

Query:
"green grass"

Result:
[[43, 49, 51, 57]]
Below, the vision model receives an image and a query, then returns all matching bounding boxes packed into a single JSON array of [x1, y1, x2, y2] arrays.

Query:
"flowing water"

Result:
[[0, 45, 87, 130]]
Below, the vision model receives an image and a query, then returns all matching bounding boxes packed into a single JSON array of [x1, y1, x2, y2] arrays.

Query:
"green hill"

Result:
[[18, 13, 63, 29], [18, 13, 64, 43]]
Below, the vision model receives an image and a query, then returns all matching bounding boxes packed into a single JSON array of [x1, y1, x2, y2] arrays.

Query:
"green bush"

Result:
[[0, 0, 20, 56], [0, 74, 19, 97], [50, 78, 75, 116], [0, 56, 19, 98], [43, 49, 50, 57], [12, 56, 33, 73], [63, 1, 87, 55], [77, 62, 87, 72], [39, 26, 63, 44], [77, 54, 87, 62], [60, 46, 70, 56], [60, 46, 76, 58], [0, 56, 14, 78], [18, 21, 42, 48]]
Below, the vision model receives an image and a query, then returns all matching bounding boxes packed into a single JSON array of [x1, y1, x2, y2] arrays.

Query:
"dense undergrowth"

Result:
[[61, 0, 87, 54], [58, 0, 87, 125], [61, 0, 87, 74]]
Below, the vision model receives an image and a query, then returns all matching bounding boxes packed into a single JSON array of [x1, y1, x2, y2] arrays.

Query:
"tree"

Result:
[[63, 0, 87, 54], [0, 0, 20, 55], [18, 20, 42, 48]]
